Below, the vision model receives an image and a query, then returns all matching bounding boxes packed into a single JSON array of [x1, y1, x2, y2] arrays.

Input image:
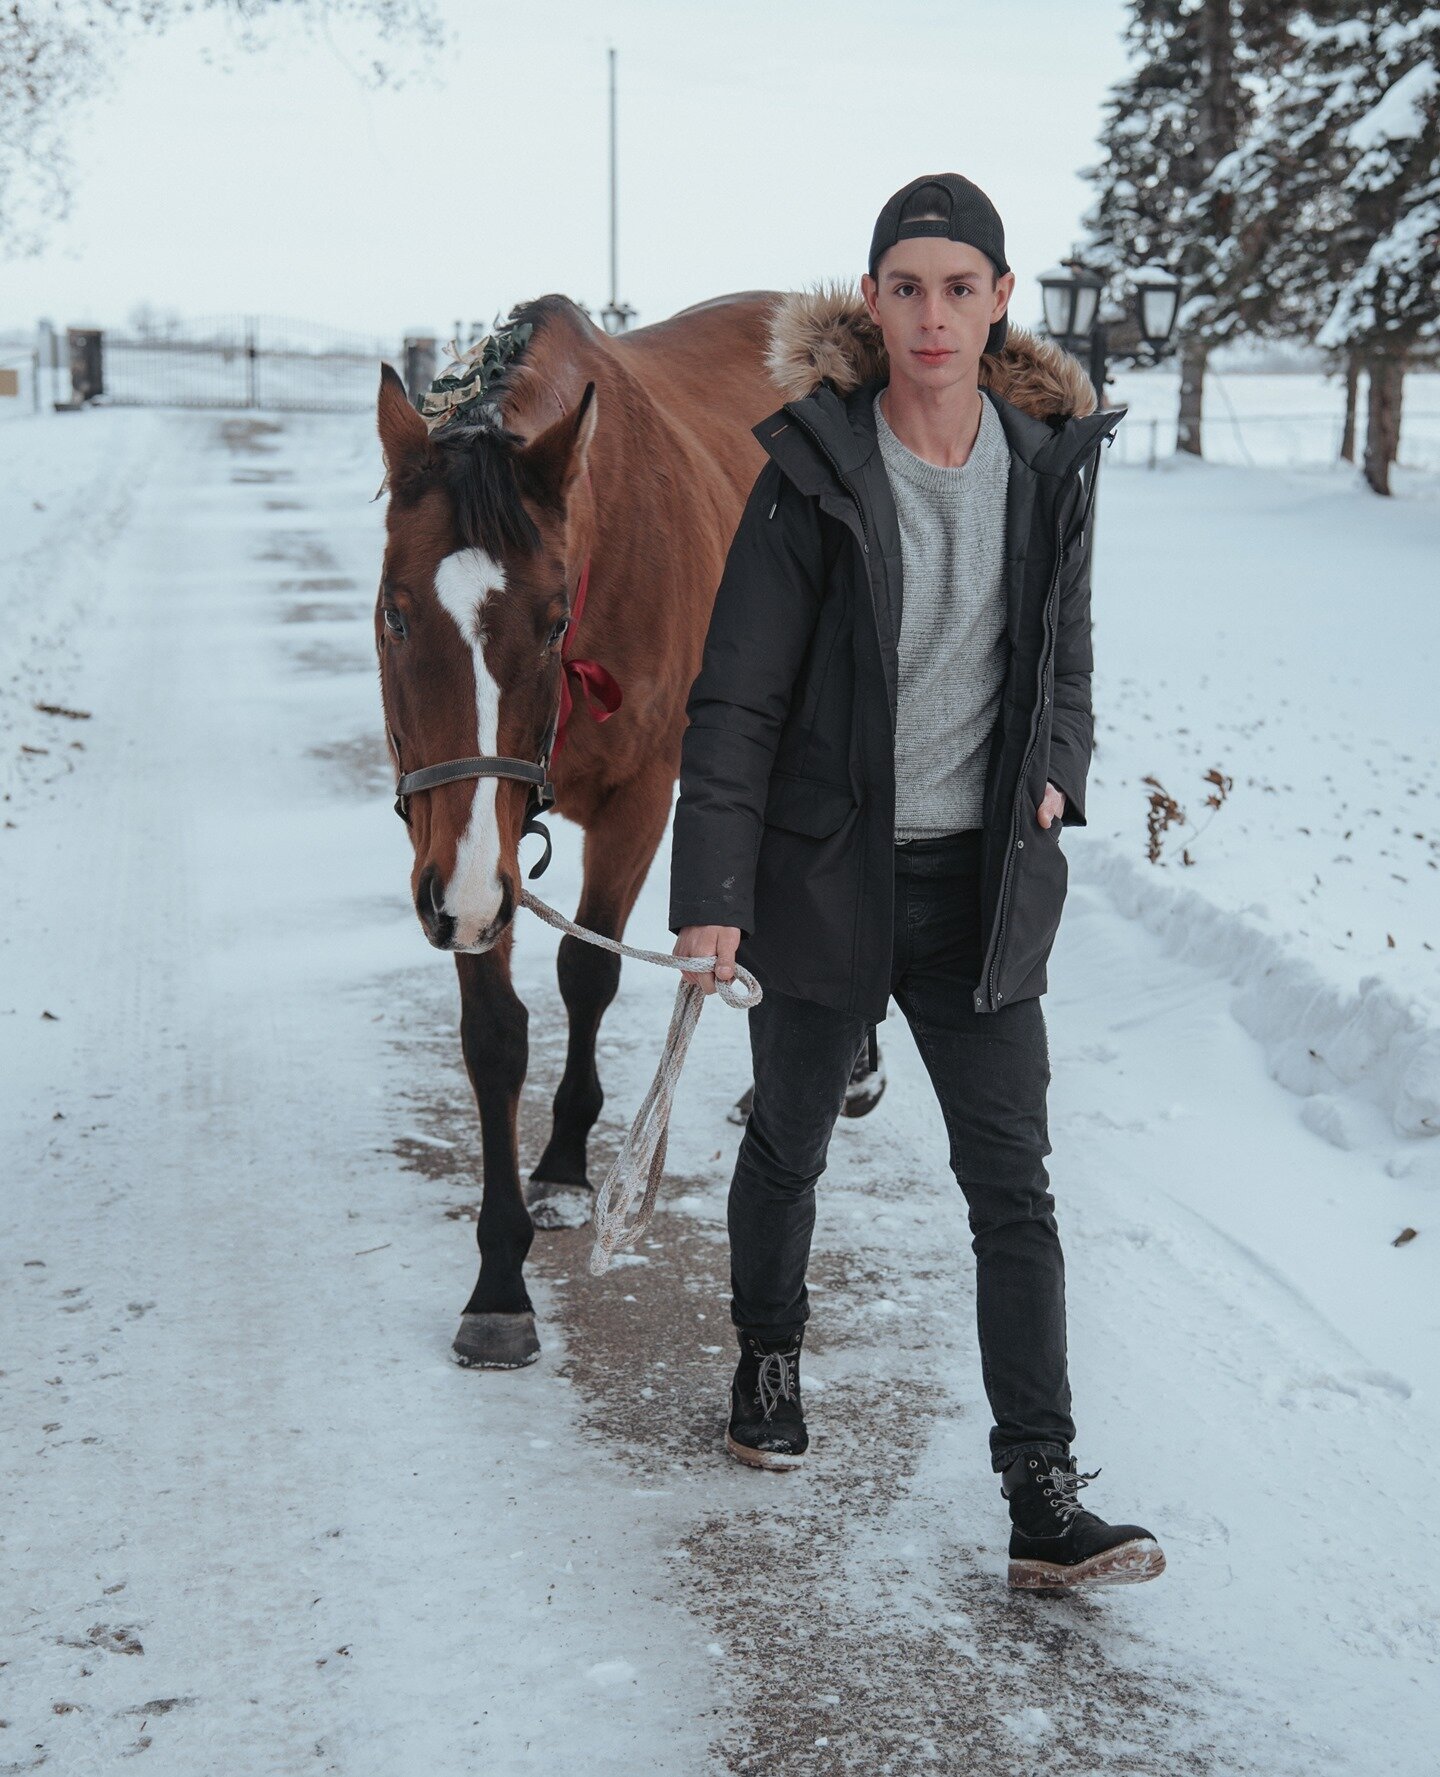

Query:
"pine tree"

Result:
[[1208, 7, 1374, 454], [1214, 3, 1438, 493], [1076, 0, 1294, 455], [1318, 6, 1439, 493]]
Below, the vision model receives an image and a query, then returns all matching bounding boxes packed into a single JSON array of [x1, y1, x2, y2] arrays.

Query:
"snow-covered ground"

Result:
[[1, 388, 1435, 1773], [1101, 367, 1440, 1165]]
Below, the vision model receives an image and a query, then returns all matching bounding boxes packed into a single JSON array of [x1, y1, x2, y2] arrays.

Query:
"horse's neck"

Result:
[[512, 335, 688, 548]]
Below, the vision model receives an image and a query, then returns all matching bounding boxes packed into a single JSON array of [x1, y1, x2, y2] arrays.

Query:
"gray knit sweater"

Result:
[[873, 387, 1010, 840]]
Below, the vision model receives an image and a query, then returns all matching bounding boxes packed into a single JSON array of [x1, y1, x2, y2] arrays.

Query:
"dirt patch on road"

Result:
[[216, 417, 284, 455], [282, 598, 368, 625], [527, 1191, 1230, 1776], [278, 576, 358, 594], [307, 732, 392, 799], [373, 963, 1265, 1776], [259, 533, 338, 571], [285, 638, 373, 677]]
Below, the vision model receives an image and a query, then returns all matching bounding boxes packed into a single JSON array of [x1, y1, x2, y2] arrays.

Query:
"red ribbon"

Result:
[[552, 554, 623, 759]]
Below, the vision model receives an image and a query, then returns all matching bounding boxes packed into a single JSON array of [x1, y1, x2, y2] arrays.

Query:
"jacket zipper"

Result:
[[981, 431, 1112, 1010], [981, 426, 1116, 1016], [779, 402, 889, 1018], [983, 512, 1066, 1009], [780, 402, 1114, 1013]]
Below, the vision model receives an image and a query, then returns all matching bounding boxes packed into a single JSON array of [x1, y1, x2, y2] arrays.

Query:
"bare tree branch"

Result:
[[0, 0, 448, 257]]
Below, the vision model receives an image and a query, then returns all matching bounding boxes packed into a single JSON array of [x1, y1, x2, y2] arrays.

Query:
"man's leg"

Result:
[[729, 983, 871, 1337], [891, 833, 1076, 1473]]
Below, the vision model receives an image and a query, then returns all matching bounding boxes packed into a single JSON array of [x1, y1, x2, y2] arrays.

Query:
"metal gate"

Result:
[[79, 316, 401, 414]]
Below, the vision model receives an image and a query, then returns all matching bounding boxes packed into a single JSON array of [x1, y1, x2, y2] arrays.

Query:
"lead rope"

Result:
[[517, 887, 763, 1276]]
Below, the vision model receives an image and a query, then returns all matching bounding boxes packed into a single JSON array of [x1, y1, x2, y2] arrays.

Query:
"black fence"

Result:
[[55, 317, 415, 414]]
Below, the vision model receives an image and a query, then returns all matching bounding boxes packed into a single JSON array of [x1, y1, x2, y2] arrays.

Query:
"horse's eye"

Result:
[[549, 616, 570, 648], [383, 606, 407, 639]]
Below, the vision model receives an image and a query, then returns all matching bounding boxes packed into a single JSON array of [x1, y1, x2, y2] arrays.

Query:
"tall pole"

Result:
[[608, 46, 618, 313], [601, 48, 634, 334]]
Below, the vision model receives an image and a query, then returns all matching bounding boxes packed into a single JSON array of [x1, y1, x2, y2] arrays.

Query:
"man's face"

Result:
[[861, 236, 1014, 392]]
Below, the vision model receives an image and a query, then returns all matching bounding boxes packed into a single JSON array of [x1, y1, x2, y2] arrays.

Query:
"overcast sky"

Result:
[[2, 0, 1132, 341]]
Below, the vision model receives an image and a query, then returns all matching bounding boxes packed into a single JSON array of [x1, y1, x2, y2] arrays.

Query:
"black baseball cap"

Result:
[[868, 173, 1011, 355]]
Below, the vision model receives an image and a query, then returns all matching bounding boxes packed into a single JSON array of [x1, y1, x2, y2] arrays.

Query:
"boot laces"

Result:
[[755, 1348, 798, 1420], [1044, 1461, 1102, 1524]]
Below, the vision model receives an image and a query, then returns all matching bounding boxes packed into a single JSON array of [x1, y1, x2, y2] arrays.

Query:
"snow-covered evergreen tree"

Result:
[[1207, 9, 1375, 457], [1075, 0, 1289, 454], [1320, 6, 1439, 492], [1214, 4, 1438, 492]]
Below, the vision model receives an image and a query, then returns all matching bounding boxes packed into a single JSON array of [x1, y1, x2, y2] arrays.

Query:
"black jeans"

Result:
[[728, 828, 1076, 1474]]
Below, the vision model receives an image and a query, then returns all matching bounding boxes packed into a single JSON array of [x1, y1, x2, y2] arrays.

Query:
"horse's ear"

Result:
[[516, 381, 598, 507], [377, 361, 429, 478]]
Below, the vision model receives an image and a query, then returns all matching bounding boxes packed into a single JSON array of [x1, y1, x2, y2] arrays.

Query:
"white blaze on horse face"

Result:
[[433, 547, 507, 945]]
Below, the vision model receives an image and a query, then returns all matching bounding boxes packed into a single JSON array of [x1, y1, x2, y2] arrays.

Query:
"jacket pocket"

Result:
[[762, 771, 856, 838]]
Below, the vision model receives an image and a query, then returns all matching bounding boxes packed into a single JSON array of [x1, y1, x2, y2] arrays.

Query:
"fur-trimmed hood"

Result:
[[764, 281, 1097, 423]]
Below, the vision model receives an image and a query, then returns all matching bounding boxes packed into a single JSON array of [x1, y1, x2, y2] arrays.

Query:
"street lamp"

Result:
[[1037, 259, 1182, 407], [1039, 264, 1103, 345], [1133, 264, 1182, 358]]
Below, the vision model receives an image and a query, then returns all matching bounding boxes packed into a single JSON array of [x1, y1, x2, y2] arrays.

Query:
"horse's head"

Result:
[[375, 362, 597, 952]]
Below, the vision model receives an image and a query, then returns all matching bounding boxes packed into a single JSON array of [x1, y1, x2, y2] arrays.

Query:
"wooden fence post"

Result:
[[404, 337, 437, 409], [245, 317, 258, 409], [67, 328, 104, 404]]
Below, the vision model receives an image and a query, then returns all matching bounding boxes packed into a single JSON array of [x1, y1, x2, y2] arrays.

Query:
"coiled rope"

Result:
[[518, 887, 763, 1276]]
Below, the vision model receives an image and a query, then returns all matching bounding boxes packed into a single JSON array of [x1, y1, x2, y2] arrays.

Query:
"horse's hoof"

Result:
[[525, 1179, 594, 1230], [728, 1084, 754, 1127], [841, 1062, 887, 1118], [452, 1311, 540, 1369]]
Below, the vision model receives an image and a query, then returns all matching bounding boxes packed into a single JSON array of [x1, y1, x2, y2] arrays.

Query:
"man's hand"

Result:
[[1037, 781, 1066, 830], [674, 924, 742, 996]]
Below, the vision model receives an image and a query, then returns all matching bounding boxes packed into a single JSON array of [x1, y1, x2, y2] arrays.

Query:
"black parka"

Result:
[[668, 297, 1126, 1023]]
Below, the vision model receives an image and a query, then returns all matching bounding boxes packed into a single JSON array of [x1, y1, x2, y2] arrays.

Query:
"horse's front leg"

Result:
[[451, 936, 541, 1369], [527, 765, 675, 1229]]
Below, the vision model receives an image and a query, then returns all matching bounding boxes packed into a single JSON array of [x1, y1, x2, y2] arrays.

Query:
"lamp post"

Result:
[[600, 47, 636, 336], [1132, 264, 1182, 359], [1038, 260, 1181, 408]]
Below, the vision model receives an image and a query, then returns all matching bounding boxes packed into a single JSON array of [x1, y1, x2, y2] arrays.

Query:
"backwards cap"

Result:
[[868, 173, 1010, 355]]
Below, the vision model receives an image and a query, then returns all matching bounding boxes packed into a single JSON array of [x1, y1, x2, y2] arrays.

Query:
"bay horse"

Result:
[[375, 291, 876, 1370]]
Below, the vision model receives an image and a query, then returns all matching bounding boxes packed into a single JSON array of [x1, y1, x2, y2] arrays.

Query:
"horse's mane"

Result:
[[428, 422, 541, 556], [410, 294, 591, 559]]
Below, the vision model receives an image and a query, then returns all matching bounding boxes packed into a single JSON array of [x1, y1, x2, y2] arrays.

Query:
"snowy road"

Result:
[[2, 408, 1435, 1774]]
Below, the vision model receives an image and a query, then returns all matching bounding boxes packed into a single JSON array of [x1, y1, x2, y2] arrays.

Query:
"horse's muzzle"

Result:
[[415, 864, 515, 952]]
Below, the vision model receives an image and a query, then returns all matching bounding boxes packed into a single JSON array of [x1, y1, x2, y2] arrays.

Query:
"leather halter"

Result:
[[390, 546, 622, 881]]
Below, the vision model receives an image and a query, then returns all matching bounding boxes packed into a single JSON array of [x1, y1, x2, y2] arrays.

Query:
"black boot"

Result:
[[1002, 1451, 1165, 1590], [725, 1327, 808, 1471]]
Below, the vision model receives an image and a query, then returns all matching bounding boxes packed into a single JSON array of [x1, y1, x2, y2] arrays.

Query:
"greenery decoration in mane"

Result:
[[421, 309, 536, 432]]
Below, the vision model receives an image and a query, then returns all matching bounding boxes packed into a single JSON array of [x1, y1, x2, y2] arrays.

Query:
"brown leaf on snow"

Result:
[[85, 1624, 143, 1656], [1393, 1228, 1418, 1247]]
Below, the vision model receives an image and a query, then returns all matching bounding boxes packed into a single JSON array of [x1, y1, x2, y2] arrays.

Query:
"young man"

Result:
[[669, 173, 1164, 1591]]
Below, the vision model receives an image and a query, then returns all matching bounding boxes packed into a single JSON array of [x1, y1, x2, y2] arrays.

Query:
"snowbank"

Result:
[[1081, 391, 1438, 1162]]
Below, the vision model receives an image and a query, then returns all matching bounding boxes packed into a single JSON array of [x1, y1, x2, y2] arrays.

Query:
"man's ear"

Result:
[[991, 269, 1015, 328], [861, 272, 881, 327]]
